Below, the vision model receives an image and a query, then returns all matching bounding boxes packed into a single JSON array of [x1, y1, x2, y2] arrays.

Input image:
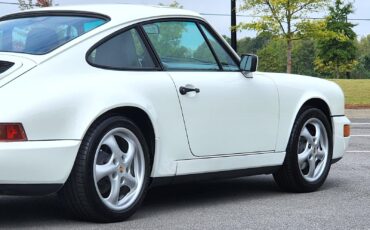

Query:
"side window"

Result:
[[143, 21, 219, 70], [200, 25, 239, 71], [88, 28, 156, 69]]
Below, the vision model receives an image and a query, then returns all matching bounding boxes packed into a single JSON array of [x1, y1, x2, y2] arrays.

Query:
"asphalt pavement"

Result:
[[0, 112, 369, 229]]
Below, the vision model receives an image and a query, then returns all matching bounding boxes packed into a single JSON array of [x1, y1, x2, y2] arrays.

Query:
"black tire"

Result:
[[58, 116, 151, 222], [273, 107, 333, 193]]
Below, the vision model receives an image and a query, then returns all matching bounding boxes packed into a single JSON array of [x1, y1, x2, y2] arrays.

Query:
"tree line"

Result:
[[236, 0, 368, 78], [224, 32, 369, 79]]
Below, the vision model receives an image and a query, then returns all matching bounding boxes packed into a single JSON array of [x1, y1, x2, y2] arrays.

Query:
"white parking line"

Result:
[[347, 151, 370, 153], [351, 123, 370, 125]]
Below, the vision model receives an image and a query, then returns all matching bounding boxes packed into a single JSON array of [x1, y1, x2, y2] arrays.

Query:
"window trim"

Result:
[[198, 23, 240, 72], [137, 25, 165, 71], [85, 25, 161, 71], [139, 18, 242, 72], [140, 19, 221, 72], [85, 17, 242, 72], [195, 22, 223, 70], [0, 11, 110, 22]]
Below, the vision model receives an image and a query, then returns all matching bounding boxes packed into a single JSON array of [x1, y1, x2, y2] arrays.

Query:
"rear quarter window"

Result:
[[87, 28, 156, 70], [0, 15, 108, 55]]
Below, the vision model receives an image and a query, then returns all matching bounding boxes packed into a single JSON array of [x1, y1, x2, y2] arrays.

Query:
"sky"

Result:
[[0, 0, 369, 38]]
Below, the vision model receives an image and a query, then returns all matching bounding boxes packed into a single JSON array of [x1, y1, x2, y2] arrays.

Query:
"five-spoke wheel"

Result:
[[59, 116, 150, 222], [94, 128, 145, 211], [273, 107, 333, 192], [298, 118, 329, 182]]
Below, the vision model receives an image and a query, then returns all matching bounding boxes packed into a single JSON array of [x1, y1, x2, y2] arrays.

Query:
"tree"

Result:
[[257, 38, 287, 73], [159, 1, 183, 8], [145, 22, 190, 59], [18, 0, 52, 10], [292, 39, 316, 76], [357, 35, 370, 56], [353, 35, 370, 78], [238, 0, 328, 74], [237, 32, 272, 55], [315, 0, 357, 78], [257, 37, 316, 75]]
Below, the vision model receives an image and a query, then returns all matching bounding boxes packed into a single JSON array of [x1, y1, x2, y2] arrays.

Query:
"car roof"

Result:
[[3, 4, 203, 26]]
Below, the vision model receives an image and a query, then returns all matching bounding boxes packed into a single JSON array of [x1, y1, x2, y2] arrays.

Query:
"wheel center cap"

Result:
[[119, 165, 125, 173], [313, 147, 318, 156]]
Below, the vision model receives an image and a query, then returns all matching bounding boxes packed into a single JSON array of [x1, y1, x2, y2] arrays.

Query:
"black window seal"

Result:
[[137, 24, 164, 71], [139, 17, 242, 72], [0, 10, 111, 22], [197, 21, 241, 72], [85, 24, 161, 71], [195, 22, 223, 70]]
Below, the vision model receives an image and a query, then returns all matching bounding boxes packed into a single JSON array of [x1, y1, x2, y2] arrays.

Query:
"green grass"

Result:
[[331, 79, 370, 107]]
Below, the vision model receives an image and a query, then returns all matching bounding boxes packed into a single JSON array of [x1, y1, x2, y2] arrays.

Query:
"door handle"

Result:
[[179, 86, 200, 95]]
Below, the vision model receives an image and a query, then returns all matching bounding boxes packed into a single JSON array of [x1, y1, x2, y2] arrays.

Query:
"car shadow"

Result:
[[144, 175, 280, 207], [0, 175, 341, 227]]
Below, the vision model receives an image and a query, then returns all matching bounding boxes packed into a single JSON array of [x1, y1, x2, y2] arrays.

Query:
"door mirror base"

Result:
[[241, 71, 254, 78], [240, 54, 258, 73]]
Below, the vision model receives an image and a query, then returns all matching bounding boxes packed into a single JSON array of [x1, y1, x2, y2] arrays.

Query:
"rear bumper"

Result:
[[332, 116, 350, 161], [0, 140, 80, 189]]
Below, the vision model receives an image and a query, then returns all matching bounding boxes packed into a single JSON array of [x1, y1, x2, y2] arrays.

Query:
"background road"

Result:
[[0, 117, 369, 229]]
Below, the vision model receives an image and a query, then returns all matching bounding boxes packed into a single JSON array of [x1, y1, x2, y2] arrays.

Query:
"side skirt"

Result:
[[151, 166, 280, 187]]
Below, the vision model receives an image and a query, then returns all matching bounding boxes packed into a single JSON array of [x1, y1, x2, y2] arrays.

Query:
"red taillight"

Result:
[[0, 123, 27, 141]]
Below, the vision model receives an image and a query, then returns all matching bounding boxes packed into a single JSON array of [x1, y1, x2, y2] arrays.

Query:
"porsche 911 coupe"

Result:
[[0, 4, 350, 222]]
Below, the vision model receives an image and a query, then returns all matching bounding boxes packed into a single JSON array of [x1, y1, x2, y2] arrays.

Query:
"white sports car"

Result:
[[0, 4, 350, 222]]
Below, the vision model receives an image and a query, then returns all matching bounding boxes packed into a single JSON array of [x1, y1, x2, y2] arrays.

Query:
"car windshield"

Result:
[[0, 15, 107, 55]]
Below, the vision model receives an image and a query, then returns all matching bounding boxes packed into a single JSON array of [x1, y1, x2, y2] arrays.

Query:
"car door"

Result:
[[143, 20, 279, 157]]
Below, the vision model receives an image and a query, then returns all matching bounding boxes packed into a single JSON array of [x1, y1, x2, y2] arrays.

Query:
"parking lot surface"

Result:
[[0, 116, 369, 229]]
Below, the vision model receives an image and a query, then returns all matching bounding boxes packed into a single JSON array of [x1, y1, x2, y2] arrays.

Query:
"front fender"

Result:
[[261, 72, 345, 152]]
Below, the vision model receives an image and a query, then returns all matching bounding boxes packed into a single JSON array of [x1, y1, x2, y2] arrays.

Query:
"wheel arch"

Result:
[[300, 98, 332, 130], [284, 97, 333, 150], [277, 96, 334, 153], [85, 106, 157, 165]]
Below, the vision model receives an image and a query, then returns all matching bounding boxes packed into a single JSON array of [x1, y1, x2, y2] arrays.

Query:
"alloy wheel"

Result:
[[93, 128, 145, 211], [298, 118, 329, 182]]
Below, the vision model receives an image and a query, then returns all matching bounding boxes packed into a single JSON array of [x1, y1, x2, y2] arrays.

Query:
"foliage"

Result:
[[352, 35, 370, 78], [256, 37, 316, 76], [158, 1, 183, 8], [193, 41, 217, 63], [238, 0, 329, 73], [315, 0, 358, 78], [154, 1, 186, 59], [292, 39, 316, 76], [237, 32, 272, 55], [257, 38, 286, 72], [145, 23, 190, 59], [18, 0, 52, 10]]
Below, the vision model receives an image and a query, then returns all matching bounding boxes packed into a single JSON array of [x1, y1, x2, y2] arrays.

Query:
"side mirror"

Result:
[[240, 54, 258, 73]]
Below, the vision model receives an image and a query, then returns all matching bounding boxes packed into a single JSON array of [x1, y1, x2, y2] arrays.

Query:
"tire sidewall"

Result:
[[288, 107, 333, 190], [82, 116, 150, 220]]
